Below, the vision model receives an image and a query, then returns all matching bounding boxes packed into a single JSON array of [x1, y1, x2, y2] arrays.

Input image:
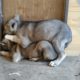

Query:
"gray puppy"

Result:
[[1, 16, 57, 66], [4, 15, 72, 66]]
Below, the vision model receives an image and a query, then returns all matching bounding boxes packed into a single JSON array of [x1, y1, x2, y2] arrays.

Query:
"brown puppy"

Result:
[[0, 39, 57, 66], [4, 15, 72, 66]]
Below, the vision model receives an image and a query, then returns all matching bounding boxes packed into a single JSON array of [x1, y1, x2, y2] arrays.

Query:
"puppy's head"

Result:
[[4, 15, 21, 35], [0, 39, 16, 51]]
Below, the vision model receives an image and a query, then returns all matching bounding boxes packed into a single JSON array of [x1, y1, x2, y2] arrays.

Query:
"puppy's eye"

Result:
[[12, 23, 15, 28]]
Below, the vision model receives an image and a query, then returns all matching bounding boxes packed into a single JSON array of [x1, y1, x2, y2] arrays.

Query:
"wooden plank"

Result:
[[67, 0, 80, 56], [64, 0, 69, 22], [3, 0, 65, 22]]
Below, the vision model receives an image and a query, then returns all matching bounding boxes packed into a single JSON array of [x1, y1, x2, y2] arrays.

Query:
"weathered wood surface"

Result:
[[3, 0, 65, 22], [64, 0, 69, 22], [66, 0, 80, 56]]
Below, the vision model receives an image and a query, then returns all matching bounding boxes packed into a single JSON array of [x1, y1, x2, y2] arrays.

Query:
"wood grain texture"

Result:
[[67, 0, 80, 56], [3, 0, 65, 22]]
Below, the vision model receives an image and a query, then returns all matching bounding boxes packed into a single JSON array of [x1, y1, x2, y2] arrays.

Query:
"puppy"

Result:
[[0, 39, 57, 66], [1, 18, 57, 66], [4, 15, 72, 66]]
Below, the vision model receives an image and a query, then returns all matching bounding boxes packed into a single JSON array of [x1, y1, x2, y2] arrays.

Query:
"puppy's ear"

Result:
[[14, 14, 21, 27], [8, 15, 21, 31], [14, 14, 21, 22]]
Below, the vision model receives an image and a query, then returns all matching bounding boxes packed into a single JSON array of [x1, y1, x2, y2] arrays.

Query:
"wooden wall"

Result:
[[3, 0, 65, 22], [66, 0, 80, 56], [68, 0, 80, 27]]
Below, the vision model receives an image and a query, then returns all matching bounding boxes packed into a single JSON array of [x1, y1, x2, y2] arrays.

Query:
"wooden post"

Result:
[[64, 0, 69, 23], [0, 0, 3, 50]]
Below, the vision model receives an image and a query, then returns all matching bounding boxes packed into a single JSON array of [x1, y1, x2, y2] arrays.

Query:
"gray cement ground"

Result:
[[0, 56, 80, 80]]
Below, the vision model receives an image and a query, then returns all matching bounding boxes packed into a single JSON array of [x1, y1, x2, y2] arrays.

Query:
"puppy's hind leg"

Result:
[[49, 53, 66, 67], [49, 39, 67, 67], [37, 41, 57, 60]]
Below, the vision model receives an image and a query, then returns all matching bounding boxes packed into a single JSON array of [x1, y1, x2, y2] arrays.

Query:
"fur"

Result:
[[1, 15, 72, 66]]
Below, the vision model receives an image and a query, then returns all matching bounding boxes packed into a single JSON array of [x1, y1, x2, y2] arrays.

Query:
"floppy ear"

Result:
[[8, 14, 21, 29]]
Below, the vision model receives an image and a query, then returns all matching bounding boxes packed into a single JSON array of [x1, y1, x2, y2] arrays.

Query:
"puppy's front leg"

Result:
[[5, 35, 21, 44], [5, 34, 31, 48], [49, 39, 67, 67], [12, 52, 23, 62], [12, 45, 23, 62]]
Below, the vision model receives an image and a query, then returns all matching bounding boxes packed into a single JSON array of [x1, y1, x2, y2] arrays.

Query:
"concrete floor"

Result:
[[0, 56, 80, 80]]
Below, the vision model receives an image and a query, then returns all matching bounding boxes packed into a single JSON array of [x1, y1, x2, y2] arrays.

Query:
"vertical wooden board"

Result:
[[66, 0, 80, 56], [3, 0, 17, 22], [3, 0, 65, 22]]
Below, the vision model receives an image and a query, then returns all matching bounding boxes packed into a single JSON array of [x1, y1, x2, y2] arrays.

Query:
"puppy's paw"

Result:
[[12, 57, 21, 63], [12, 52, 23, 63], [29, 58, 39, 61], [5, 35, 13, 40], [49, 61, 59, 67]]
